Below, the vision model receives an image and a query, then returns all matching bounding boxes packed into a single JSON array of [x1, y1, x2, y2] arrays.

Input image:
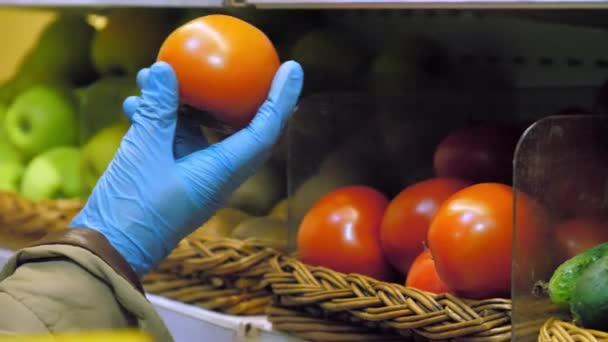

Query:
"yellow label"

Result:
[[0, 330, 153, 342]]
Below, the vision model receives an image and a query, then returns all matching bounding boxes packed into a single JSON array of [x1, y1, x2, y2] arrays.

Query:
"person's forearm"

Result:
[[0, 230, 172, 340]]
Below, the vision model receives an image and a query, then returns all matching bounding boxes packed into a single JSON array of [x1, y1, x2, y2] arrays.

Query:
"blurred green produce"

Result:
[[92, 8, 181, 76], [80, 122, 129, 195], [20, 146, 83, 201], [4, 84, 78, 159], [291, 27, 369, 92], [76, 76, 138, 141], [0, 14, 97, 106], [0, 161, 25, 193]]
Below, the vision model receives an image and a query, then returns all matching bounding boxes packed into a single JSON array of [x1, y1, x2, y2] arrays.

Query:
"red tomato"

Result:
[[544, 159, 608, 219], [380, 177, 471, 273], [427, 183, 549, 299], [433, 126, 521, 184], [405, 249, 452, 294], [556, 218, 608, 261], [157, 14, 280, 129], [297, 185, 393, 281]]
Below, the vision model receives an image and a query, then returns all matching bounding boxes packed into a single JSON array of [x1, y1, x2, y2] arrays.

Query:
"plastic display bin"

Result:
[[511, 115, 608, 341]]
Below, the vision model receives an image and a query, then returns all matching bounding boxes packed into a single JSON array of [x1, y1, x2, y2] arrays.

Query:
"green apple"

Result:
[[318, 137, 376, 186], [20, 147, 83, 201], [5, 85, 78, 158], [0, 141, 24, 165], [0, 161, 25, 193], [290, 28, 368, 91], [92, 9, 180, 76], [369, 37, 445, 94], [0, 80, 18, 109], [76, 76, 138, 141], [290, 173, 358, 226], [230, 216, 288, 250], [192, 207, 250, 239], [0, 102, 8, 140], [370, 48, 418, 94], [270, 198, 288, 223], [21, 14, 97, 85], [225, 162, 285, 216], [80, 122, 129, 194]]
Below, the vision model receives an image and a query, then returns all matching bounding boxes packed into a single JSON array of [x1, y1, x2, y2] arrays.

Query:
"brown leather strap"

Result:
[[27, 229, 144, 294]]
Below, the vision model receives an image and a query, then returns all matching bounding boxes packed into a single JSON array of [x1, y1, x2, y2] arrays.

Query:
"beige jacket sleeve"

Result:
[[0, 229, 173, 341]]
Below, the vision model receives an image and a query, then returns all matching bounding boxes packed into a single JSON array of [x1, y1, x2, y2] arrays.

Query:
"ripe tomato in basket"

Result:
[[427, 183, 550, 299], [157, 14, 280, 129], [297, 185, 394, 281], [405, 249, 452, 294], [556, 218, 608, 261], [433, 125, 521, 184], [380, 177, 471, 274]]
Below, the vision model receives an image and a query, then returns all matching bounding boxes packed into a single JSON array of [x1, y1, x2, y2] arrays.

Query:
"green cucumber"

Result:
[[548, 242, 608, 306], [570, 254, 608, 330]]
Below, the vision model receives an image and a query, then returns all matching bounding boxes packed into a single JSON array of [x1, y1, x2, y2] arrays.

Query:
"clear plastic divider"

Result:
[[512, 114, 608, 340]]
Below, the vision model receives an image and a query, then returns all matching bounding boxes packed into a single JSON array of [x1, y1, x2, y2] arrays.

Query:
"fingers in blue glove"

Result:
[[123, 96, 140, 121], [123, 67, 151, 121], [205, 60, 304, 167], [125, 60, 303, 164], [174, 60, 303, 209], [72, 60, 304, 277], [137, 62, 179, 124]]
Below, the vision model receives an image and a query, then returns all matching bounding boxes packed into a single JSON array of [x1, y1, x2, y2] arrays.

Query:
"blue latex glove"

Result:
[[70, 61, 304, 276]]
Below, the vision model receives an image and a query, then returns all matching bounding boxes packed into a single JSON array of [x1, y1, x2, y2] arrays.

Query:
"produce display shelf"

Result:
[[0, 247, 302, 342], [1, 0, 608, 9]]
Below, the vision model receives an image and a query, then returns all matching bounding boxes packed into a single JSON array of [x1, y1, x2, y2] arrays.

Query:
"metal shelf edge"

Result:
[[243, 0, 608, 9]]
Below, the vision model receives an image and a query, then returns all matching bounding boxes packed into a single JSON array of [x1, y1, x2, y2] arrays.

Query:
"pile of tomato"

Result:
[[296, 124, 608, 300]]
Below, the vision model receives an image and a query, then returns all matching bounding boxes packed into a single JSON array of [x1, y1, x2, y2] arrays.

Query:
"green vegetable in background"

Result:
[[570, 254, 608, 330], [548, 242, 608, 306]]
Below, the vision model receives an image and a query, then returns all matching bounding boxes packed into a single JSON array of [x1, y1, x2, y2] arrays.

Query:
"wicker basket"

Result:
[[142, 236, 283, 316], [143, 234, 519, 341], [142, 234, 608, 342], [538, 318, 608, 342], [1, 191, 607, 341], [0, 191, 83, 249]]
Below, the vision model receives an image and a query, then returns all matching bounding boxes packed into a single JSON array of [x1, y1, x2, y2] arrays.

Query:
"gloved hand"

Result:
[[70, 61, 304, 277]]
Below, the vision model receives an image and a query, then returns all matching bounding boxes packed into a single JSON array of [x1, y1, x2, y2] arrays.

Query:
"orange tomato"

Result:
[[405, 249, 452, 294], [297, 185, 393, 281], [427, 183, 549, 299], [157, 14, 280, 129], [380, 177, 471, 273]]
